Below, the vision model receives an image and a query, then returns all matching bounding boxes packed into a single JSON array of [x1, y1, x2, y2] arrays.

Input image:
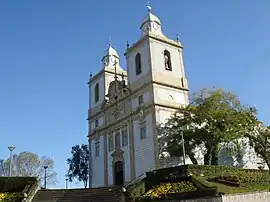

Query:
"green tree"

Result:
[[159, 88, 259, 165], [67, 144, 89, 188], [247, 126, 270, 169]]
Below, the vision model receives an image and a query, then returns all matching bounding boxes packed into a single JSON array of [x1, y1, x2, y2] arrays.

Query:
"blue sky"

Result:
[[0, 0, 269, 188]]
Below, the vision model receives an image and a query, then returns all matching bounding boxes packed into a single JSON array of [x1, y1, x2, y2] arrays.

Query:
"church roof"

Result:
[[101, 43, 119, 61], [140, 6, 161, 29]]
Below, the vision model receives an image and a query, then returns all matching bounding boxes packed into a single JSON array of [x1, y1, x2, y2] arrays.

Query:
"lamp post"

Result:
[[44, 166, 48, 189], [181, 131, 186, 165], [8, 146, 15, 177], [65, 178, 68, 189]]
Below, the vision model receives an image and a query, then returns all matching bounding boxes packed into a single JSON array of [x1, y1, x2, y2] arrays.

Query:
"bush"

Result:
[[145, 165, 270, 189], [126, 179, 146, 202], [0, 177, 39, 202], [0, 177, 38, 192]]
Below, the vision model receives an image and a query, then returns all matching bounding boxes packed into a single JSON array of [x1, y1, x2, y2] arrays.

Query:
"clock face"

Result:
[[143, 24, 150, 32]]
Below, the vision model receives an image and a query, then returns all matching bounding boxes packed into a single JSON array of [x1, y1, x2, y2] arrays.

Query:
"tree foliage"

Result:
[[0, 152, 56, 186], [67, 144, 89, 188], [158, 88, 259, 165], [0, 159, 9, 176], [247, 126, 270, 169]]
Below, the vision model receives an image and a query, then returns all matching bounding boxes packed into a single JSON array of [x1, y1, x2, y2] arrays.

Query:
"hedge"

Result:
[[0, 177, 38, 193], [145, 165, 270, 190]]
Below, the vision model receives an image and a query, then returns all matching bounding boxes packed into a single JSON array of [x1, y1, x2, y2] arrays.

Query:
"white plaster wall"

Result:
[[90, 116, 104, 133], [91, 136, 104, 187], [90, 76, 105, 109], [155, 107, 176, 124], [131, 91, 151, 109], [154, 85, 186, 105], [105, 73, 115, 95], [123, 145, 131, 182], [126, 42, 150, 85], [133, 114, 156, 177], [149, 39, 184, 78]]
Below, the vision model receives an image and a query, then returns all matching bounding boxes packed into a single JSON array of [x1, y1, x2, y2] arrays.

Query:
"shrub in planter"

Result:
[[0, 192, 23, 202], [143, 181, 197, 199]]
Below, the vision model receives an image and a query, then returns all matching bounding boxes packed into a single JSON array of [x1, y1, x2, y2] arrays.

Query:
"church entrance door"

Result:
[[114, 161, 124, 186]]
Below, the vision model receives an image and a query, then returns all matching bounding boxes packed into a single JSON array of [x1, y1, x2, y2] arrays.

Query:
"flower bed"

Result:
[[126, 165, 270, 201], [0, 192, 23, 202], [144, 181, 197, 199]]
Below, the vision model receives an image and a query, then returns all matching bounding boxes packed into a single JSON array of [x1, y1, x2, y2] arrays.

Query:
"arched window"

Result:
[[164, 50, 172, 71], [94, 83, 99, 103], [135, 53, 142, 75]]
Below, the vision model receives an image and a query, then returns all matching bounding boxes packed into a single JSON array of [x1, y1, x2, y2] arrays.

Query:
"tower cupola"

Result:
[[140, 6, 164, 37], [101, 42, 121, 69]]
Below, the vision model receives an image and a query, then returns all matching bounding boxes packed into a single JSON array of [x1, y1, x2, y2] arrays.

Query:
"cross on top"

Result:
[[147, 1, 152, 12], [113, 60, 118, 80]]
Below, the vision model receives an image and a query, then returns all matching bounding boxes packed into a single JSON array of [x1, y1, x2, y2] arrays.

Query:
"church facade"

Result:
[[87, 7, 189, 187]]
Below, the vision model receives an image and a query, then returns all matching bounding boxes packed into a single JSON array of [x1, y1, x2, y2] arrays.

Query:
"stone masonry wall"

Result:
[[222, 191, 270, 202], [153, 191, 270, 202]]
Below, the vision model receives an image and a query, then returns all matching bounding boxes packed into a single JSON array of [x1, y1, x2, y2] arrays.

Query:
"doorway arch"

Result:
[[114, 161, 124, 186]]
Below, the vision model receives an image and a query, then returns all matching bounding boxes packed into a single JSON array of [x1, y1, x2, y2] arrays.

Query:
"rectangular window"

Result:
[[108, 134, 114, 152], [138, 95, 144, 105], [95, 142, 100, 157], [95, 119, 99, 127], [140, 125, 146, 140], [115, 131, 121, 149], [122, 128, 128, 147]]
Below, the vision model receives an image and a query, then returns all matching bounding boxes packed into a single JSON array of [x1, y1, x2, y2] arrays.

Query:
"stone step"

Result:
[[32, 186, 123, 202]]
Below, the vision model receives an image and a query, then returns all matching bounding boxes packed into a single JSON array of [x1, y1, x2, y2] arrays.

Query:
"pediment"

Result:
[[104, 79, 131, 108]]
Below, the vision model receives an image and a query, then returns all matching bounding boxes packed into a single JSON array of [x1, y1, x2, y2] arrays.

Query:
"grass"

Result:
[[208, 181, 270, 194]]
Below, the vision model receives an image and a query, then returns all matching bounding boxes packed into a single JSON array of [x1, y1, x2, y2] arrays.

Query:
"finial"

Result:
[[126, 41, 130, 49], [109, 36, 112, 47], [90, 72, 93, 79], [176, 33, 180, 42], [147, 1, 151, 12]]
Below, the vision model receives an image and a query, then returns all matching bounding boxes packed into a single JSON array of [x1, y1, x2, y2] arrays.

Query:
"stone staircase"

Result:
[[31, 186, 123, 202]]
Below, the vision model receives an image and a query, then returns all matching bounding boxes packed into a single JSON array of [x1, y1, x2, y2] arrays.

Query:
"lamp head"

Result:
[[8, 146, 15, 151]]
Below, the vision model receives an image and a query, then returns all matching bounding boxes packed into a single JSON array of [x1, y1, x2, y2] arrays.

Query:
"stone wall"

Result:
[[154, 196, 222, 202], [222, 191, 270, 202], [154, 191, 270, 202]]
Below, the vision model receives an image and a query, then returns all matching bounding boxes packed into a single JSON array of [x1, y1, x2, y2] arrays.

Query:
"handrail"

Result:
[[122, 173, 145, 192]]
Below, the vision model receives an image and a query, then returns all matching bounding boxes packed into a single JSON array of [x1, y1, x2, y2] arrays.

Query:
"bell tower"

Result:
[[125, 6, 189, 110], [125, 6, 189, 171]]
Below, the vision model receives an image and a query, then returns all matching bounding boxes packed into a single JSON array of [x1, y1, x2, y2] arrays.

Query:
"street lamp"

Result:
[[44, 166, 48, 189], [8, 146, 15, 177], [181, 131, 186, 165], [65, 178, 68, 189], [181, 125, 189, 165]]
